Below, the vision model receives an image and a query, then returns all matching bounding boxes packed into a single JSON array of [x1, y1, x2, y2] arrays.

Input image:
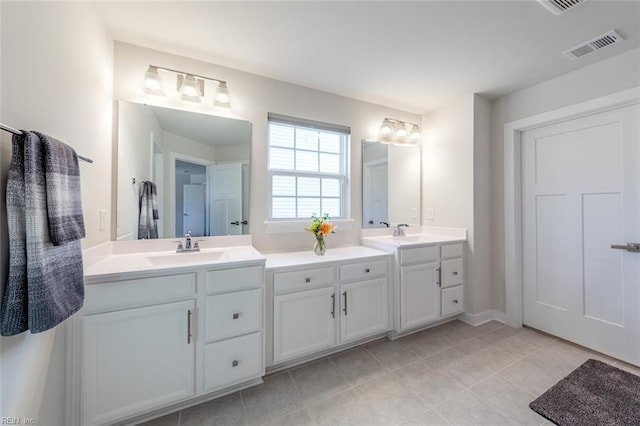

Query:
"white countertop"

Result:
[[264, 245, 391, 269], [361, 226, 467, 250], [83, 237, 265, 283]]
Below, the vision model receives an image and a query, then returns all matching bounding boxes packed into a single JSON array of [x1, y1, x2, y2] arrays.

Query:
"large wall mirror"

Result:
[[362, 140, 421, 228], [116, 101, 251, 240]]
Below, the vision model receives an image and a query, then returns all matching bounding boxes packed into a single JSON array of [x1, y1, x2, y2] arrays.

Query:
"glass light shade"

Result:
[[143, 66, 165, 95], [409, 124, 421, 143], [395, 123, 408, 143], [379, 118, 394, 143], [214, 82, 232, 108], [180, 75, 202, 103]]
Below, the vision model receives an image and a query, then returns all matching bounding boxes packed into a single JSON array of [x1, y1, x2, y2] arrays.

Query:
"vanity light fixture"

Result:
[[143, 66, 165, 96], [377, 118, 421, 146], [142, 65, 232, 108]]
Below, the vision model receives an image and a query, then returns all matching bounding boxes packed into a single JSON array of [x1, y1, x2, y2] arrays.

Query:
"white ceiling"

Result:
[[98, 1, 640, 114], [150, 104, 251, 146]]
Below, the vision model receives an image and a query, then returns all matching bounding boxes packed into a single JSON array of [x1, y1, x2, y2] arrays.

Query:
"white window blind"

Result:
[[268, 114, 350, 220]]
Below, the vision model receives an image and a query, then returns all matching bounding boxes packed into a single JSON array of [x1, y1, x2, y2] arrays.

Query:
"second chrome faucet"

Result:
[[176, 230, 201, 252]]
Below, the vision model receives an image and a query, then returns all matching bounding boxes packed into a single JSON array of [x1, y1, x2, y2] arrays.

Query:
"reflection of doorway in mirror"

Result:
[[208, 163, 243, 236], [363, 159, 388, 228], [175, 160, 207, 237]]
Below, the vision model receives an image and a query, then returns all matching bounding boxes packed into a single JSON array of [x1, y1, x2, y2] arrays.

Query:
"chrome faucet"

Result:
[[393, 224, 409, 237], [176, 230, 200, 252], [185, 230, 192, 249]]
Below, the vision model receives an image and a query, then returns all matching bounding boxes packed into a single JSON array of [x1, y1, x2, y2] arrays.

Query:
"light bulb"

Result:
[[379, 118, 394, 143]]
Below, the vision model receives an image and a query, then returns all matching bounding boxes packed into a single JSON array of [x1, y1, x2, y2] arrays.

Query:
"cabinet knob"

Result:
[[365, 268, 370, 273], [452, 299, 459, 304], [453, 271, 458, 276], [232, 313, 240, 320], [232, 360, 239, 367], [305, 277, 311, 283]]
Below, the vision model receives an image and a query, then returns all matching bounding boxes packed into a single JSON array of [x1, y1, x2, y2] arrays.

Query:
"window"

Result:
[[268, 113, 350, 220]]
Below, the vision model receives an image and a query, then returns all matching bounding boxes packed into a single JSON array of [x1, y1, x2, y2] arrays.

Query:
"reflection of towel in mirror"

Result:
[[138, 180, 159, 239], [1, 131, 85, 336]]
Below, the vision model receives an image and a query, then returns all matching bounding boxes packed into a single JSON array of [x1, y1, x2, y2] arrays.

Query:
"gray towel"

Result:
[[37, 131, 86, 245], [1, 131, 84, 336], [138, 180, 159, 239]]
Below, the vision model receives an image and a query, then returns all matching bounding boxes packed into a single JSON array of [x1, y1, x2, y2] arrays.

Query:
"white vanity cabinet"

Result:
[[440, 243, 465, 317], [267, 248, 391, 366], [396, 242, 465, 332], [80, 273, 197, 426], [71, 248, 266, 426], [203, 265, 264, 392]]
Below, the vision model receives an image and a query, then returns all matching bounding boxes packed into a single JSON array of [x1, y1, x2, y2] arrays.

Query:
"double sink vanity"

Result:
[[68, 228, 466, 425]]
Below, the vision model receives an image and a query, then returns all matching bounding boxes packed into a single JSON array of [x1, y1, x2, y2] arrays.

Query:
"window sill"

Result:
[[264, 219, 354, 234]]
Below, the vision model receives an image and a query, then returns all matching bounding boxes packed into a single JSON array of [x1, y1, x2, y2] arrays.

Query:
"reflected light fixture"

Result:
[[377, 118, 421, 146], [142, 65, 232, 108]]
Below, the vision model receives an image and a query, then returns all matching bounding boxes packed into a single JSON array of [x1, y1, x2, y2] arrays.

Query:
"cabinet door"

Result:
[[339, 278, 388, 343], [273, 287, 336, 363], [82, 300, 195, 425], [400, 262, 440, 331]]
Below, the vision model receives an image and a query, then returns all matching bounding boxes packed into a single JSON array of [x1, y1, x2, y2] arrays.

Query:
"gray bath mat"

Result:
[[529, 359, 640, 425]]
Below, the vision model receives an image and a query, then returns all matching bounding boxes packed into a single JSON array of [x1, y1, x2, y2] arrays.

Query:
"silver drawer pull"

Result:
[[232, 360, 239, 367], [232, 313, 240, 320], [305, 277, 311, 283], [365, 268, 370, 273], [452, 299, 459, 304]]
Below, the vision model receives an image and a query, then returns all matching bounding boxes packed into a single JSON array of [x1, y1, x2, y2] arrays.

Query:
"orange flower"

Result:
[[319, 222, 334, 237]]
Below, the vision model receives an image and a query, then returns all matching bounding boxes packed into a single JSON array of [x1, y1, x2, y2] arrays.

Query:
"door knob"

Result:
[[611, 243, 640, 253]]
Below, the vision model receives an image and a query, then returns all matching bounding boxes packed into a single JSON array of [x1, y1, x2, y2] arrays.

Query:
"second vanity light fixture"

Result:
[[378, 118, 421, 146], [143, 65, 232, 108]]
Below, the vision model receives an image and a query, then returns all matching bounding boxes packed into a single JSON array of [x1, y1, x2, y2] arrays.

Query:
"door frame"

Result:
[[504, 87, 640, 328]]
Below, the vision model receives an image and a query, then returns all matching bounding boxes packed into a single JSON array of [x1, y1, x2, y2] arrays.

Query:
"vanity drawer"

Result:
[[273, 266, 336, 294], [441, 243, 463, 259], [441, 258, 464, 288], [204, 332, 263, 392], [340, 260, 388, 282], [205, 289, 262, 342], [441, 285, 464, 317], [400, 246, 440, 265], [206, 265, 263, 294], [85, 274, 195, 313]]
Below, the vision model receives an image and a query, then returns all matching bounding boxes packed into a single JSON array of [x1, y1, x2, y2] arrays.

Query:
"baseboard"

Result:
[[459, 310, 506, 326]]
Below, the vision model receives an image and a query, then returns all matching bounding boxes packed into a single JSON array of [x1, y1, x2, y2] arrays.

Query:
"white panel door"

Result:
[[82, 300, 195, 425], [522, 103, 640, 365], [273, 287, 336, 363], [400, 261, 440, 331], [183, 184, 205, 236], [339, 278, 388, 343], [363, 161, 388, 228], [209, 163, 242, 236]]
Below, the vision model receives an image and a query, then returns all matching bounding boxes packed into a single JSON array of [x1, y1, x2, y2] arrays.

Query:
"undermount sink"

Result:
[[146, 250, 226, 266]]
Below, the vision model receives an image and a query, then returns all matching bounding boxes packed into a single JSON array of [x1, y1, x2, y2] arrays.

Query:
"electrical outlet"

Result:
[[411, 208, 418, 219], [426, 208, 435, 220], [99, 209, 108, 231]]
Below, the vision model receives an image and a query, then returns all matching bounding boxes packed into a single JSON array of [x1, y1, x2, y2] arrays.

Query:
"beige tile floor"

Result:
[[139, 320, 640, 426]]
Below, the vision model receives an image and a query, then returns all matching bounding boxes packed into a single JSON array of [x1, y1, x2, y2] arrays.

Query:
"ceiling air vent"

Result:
[[563, 30, 625, 60], [537, 0, 587, 15]]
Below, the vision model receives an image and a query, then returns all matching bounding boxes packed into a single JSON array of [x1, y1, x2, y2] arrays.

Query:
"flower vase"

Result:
[[313, 237, 326, 255]]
